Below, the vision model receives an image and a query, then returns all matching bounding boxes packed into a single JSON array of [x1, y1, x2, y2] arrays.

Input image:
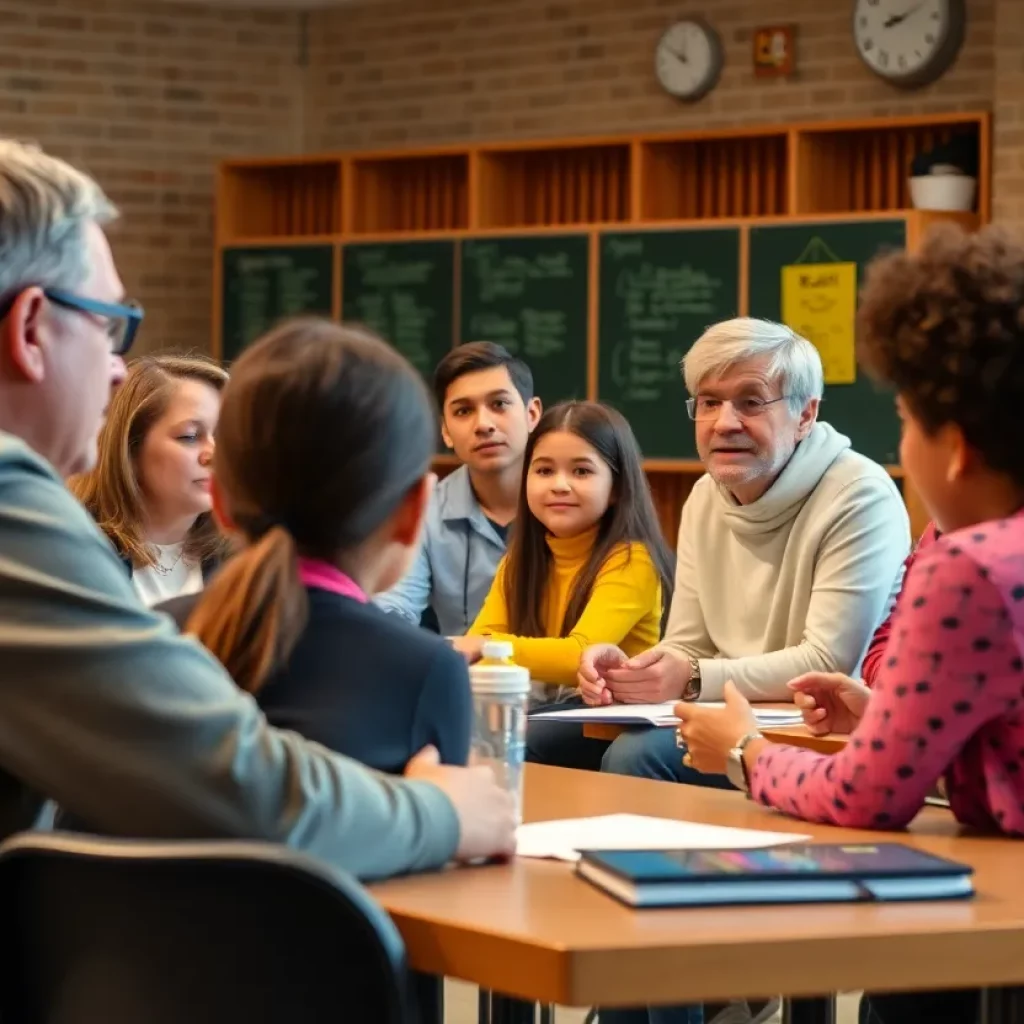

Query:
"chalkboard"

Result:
[[748, 220, 907, 465], [341, 240, 456, 384], [221, 245, 335, 362], [460, 235, 589, 411], [597, 228, 741, 460]]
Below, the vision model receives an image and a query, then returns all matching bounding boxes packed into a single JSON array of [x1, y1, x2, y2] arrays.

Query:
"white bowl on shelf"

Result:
[[909, 174, 977, 212]]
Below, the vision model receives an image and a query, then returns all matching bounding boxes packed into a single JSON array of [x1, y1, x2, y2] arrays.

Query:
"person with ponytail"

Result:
[[164, 318, 472, 774]]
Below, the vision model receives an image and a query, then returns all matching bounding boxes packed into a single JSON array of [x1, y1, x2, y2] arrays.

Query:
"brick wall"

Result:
[[993, 0, 1024, 222], [306, 0, 995, 150], [0, 0, 1017, 355], [0, 0, 304, 354]]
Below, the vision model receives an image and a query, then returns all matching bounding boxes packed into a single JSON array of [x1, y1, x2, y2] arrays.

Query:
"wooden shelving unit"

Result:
[[348, 151, 469, 234], [640, 130, 790, 221], [218, 158, 342, 241], [793, 115, 988, 216], [477, 140, 632, 228], [215, 111, 991, 542]]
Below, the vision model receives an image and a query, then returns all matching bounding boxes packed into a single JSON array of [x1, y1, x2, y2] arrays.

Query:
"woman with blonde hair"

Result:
[[69, 353, 228, 606]]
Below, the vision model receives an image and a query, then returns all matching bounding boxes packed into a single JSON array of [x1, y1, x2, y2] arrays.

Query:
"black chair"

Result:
[[0, 831, 413, 1024]]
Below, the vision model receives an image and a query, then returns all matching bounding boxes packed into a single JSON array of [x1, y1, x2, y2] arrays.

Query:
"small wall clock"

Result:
[[654, 19, 724, 102], [852, 0, 966, 89]]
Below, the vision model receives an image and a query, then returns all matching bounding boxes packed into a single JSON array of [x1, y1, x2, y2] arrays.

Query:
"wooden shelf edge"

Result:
[[220, 210, 964, 247], [340, 212, 948, 245], [643, 460, 705, 473], [216, 211, 983, 255]]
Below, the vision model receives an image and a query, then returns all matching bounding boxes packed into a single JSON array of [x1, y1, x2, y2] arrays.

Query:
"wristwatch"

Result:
[[682, 656, 702, 701], [725, 731, 763, 794]]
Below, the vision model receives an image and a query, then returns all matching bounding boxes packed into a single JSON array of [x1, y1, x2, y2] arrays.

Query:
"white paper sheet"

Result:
[[516, 813, 810, 862], [529, 702, 804, 728]]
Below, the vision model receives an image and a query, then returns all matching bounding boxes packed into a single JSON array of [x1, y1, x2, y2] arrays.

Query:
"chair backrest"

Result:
[[0, 831, 411, 1024]]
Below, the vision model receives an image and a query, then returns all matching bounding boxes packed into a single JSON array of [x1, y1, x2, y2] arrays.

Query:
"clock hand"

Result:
[[883, 2, 923, 28]]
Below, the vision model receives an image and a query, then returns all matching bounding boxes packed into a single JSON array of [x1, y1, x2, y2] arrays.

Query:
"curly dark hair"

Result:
[[857, 223, 1024, 483]]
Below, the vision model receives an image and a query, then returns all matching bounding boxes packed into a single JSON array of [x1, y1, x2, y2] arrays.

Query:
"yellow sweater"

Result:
[[469, 526, 663, 687]]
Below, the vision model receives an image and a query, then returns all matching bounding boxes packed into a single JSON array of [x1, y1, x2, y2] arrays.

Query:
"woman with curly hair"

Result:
[[674, 223, 1024, 1022], [69, 353, 228, 606]]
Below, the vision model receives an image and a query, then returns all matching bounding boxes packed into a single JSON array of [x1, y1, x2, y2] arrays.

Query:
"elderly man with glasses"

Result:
[[529, 317, 912, 1024], [528, 318, 911, 787], [0, 138, 516, 879]]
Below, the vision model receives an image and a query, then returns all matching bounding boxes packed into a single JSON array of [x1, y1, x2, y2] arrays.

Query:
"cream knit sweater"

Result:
[[663, 421, 911, 701]]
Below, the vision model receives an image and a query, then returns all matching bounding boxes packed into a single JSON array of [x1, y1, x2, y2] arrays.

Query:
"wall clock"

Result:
[[852, 0, 966, 89], [654, 19, 724, 102]]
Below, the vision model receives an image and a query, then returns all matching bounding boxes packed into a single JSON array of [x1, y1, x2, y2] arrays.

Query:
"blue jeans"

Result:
[[527, 698, 733, 790], [601, 726, 735, 789]]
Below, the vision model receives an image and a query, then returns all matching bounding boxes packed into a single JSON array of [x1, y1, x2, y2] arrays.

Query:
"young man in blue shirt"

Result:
[[376, 342, 541, 635]]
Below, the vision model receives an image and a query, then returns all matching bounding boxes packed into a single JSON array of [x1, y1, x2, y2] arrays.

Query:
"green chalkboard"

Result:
[[460, 235, 589, 411], [341, 240, 456, 384], [748, 220, 907, 465], [597, 228, 741, 460], [221, 245, 335, 363]]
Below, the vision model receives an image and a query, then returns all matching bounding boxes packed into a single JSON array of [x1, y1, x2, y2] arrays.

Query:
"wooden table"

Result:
[[372, 765, 1024, 1015]]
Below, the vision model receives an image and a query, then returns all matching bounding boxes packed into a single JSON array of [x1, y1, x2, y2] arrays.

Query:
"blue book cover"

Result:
[[576, 843, 974, 908]]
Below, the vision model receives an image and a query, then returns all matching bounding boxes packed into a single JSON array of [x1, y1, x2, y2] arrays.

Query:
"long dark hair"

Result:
[[186, 318, 436, 694], [503, 401, 675, 638]]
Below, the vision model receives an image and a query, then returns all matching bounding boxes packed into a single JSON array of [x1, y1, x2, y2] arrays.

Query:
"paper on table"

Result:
[[529, 702, 804, 727], [516, 813, 810, 863]]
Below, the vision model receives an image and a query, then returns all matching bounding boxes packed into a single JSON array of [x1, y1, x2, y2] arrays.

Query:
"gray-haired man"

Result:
[[530, 318, 911, 786], [0, 139, 515, 877]]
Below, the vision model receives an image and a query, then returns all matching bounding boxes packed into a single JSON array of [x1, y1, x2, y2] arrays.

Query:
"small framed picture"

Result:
[[753, 24, 796, 78]]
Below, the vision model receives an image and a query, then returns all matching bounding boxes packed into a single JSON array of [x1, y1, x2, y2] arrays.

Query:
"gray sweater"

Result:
[[0, 431, 459, 880]]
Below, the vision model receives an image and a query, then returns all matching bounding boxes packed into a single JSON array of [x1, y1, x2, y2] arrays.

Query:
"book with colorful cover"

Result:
[[576, 843, 974, 908]]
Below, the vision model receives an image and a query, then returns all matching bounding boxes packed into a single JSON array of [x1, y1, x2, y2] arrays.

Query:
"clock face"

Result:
[[853, 0, 965, 87], [655, 20, 722, 101]]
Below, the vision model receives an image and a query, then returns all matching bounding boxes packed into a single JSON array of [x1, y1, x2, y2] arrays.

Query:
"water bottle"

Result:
[[468, 640, 531, 824]]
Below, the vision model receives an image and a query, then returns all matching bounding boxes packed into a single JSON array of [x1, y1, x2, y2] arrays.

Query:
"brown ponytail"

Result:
[[182, 317, 436, 696], [185, 527, 308, 694]]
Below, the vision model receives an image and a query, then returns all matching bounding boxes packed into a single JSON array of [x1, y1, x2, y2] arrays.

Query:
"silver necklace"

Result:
[[153, 546, 185, 577]]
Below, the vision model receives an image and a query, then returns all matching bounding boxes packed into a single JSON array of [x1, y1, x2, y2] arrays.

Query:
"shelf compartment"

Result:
[[478, 144, 631, 228], [220, 161, 341, 241], [640, 133, 789, 220], [646, 469, 702, 546], [350, 154, 468, 234], [794, 118, 982, 215]]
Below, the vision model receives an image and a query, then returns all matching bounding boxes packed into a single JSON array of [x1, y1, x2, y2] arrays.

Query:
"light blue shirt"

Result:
[[374, 465, 508, 636]]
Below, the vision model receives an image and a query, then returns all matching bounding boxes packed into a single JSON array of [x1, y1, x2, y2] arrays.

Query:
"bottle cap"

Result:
[[469, 647, 530, 697]]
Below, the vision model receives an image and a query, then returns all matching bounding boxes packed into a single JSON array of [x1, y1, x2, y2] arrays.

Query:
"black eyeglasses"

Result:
[[0, 287, 144, 356], [685, 395, 792, 421]]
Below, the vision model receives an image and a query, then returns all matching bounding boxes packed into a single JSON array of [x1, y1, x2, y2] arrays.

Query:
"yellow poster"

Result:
[[780, 261, 857, 385]]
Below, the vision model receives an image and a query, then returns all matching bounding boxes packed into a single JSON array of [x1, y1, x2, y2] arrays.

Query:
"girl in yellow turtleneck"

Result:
[[456, 401, 675, 691]]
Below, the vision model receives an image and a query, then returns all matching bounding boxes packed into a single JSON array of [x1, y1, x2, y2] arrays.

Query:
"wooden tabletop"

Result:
[[371, 764, 1024, 1008], [759, 724, 847, 754]]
